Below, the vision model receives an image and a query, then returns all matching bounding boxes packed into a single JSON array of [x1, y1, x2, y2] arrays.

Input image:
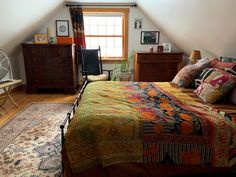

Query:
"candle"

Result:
[[47, 27, 55, 37]]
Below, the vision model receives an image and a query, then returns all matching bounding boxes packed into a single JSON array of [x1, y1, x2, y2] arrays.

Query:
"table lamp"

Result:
[[190, 50, 201, 63]]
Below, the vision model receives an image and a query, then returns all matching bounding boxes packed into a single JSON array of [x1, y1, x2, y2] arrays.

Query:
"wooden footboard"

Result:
[[60, 80, 88, 172]]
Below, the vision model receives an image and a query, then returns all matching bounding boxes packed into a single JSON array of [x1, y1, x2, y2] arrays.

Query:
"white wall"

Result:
[[0, 0, 64, 80], [18, 5, 178, 83], [137, 0, 236, 59]]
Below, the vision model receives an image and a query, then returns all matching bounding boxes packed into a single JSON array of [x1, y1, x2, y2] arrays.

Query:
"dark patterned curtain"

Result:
[[70, 8, 86, 48]]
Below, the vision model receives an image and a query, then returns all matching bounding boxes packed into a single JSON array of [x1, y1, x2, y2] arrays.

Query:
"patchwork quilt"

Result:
[[64, 81, 236, 173]]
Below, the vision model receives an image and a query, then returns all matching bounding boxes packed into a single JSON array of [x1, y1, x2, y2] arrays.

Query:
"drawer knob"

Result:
[[60, 80, 64, 82]]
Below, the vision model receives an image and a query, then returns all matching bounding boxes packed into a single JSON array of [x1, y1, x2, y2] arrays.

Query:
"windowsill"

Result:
[[102, 58, 127, 63]]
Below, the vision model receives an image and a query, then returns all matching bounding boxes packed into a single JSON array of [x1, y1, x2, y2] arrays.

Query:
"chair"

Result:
[[80, 46, 112, 83], [0, 50, 22, 108]]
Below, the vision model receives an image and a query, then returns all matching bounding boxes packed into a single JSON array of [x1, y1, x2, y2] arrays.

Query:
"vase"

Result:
[[119, 72, 131, 81]]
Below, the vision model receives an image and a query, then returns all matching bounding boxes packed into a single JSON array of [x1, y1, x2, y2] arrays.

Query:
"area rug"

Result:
[[0, 103, 71, 177]]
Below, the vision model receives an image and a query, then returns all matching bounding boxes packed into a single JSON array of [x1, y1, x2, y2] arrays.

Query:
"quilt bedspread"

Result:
[[64, 81, 236, 173]]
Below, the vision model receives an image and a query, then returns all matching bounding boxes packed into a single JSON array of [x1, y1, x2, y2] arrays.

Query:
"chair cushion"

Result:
[[82, 74, 108, 82]]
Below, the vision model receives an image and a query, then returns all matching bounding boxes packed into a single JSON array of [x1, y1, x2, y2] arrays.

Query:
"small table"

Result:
[[0, 79, 22, 107]]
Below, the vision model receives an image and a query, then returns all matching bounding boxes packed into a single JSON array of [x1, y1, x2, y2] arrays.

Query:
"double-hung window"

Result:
[[83, 8, 129, 60]]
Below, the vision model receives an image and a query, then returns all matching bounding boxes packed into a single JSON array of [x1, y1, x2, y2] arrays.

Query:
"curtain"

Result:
[[70, 8, 86, 48]]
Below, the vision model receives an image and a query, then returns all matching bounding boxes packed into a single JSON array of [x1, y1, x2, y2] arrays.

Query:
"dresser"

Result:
[[22, 44, 78, 94], [134, 52, 183, 82]]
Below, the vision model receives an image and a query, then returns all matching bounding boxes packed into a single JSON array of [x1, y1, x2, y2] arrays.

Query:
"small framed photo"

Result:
[[134, 18, 142, 29], [56, 20, 69, 37], [140, 31, 159, 44], [163, 43, 171, 52], [34, 34, 48, 44], [157, 45, 164, 52]]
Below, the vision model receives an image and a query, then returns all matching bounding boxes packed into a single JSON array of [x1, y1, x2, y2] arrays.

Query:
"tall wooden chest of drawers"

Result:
[[22, 44, 78, 94], [134, 52, 183, 82]]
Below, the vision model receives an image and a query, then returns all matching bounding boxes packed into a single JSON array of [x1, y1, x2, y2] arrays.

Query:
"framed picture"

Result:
[[140, 31, 159, 44], [163, 43, 171, 52], [56, 20, 69, 37], [34, 34, 48, 44], [157, 45, 164, 52], [134, 18, 142, 29]]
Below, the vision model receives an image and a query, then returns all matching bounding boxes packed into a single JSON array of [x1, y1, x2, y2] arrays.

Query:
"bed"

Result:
[[61, 81, 236, 177]]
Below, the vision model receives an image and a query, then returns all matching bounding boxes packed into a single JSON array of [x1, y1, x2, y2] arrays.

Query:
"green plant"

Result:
[[112, 50, 134, 81]]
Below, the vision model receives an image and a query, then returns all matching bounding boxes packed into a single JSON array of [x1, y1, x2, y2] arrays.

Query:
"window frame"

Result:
[[82, 8, 129, 61]]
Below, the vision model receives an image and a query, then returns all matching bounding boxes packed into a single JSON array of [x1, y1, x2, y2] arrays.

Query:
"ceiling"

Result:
[[1, 0, 236, 59]]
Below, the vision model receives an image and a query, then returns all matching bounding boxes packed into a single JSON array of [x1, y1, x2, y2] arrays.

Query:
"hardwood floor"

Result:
[[0, 85, 78, 126]]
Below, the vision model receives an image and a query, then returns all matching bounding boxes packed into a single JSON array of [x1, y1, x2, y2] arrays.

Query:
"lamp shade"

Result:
[[190, 50, 201, 62]]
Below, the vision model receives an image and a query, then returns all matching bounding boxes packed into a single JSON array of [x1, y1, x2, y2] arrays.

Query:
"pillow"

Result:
[[193, 68, 215, 88], [194, 69, 236, 103], [228, 87, 236, 105], [220, 56, 236, 63], [172, 58, 210, 88], [210, 58, 236, 71]]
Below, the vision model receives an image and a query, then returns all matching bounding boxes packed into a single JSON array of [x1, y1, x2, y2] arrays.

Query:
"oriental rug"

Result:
[[0, 103, 71, 177]]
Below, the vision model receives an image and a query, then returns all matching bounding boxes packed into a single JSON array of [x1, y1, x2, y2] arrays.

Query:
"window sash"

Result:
[[83, 8, 129, 60]]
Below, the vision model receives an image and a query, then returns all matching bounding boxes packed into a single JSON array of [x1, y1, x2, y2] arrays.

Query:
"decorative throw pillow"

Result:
[[210, 58, 236, 71], [172, 58, 210, 88], [220, 56, 236, 63], [193, 68, 215, 88], [194, 69, 236, 103]]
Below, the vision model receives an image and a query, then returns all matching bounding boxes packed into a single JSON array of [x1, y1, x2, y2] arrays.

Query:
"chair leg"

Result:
[[3, 87, 19, 107]]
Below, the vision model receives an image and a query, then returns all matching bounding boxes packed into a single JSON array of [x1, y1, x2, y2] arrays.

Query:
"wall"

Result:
[[0, 0, 64, 80], [137, 0, 236, 59], [18, 5, 179, 83]]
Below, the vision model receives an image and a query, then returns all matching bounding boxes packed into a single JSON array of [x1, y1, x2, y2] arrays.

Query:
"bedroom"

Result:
[[0, 0, 236, 176]]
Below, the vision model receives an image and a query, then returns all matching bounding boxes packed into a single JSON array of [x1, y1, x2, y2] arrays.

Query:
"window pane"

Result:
[[114, 25, 122, 35], [106, 26, 115, 35], [98, 26, 106, 35], [114, 37, 122, 48]]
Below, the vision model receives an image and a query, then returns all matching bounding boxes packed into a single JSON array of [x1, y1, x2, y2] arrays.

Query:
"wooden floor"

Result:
[[0, 86, 78, 127]]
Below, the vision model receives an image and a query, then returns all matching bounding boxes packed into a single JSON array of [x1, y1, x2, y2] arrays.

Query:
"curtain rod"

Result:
[[65, 3, 137, 7]]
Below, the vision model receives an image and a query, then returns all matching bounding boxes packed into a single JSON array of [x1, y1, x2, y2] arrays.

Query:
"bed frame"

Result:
[[60, 80, 88, 172]]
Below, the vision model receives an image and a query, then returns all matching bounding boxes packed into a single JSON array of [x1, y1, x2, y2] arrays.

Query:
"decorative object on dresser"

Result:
[[190, 50, 201, 63], [140, 31, 160, 44], [56, 20, 69, 37], [157, 45, 164, 52], [22, 44, 78, 94], [134, 52, 183, 82], [163, 43, 171, 52], [34, 34, 48, 44]]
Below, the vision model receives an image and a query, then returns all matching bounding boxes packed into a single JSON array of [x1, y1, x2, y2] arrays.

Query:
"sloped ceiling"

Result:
[[137, 0, 236, 58], [0, 0, 64, 56]]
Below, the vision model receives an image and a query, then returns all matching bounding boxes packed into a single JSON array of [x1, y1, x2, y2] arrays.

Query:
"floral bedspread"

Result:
[[64, 81, 236, 173]]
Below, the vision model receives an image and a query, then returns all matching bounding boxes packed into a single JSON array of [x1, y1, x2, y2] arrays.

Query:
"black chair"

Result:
[[80, 46, 112, 83]]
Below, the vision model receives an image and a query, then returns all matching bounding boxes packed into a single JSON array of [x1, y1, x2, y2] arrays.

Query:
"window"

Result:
[[83, 8, 129, 60]]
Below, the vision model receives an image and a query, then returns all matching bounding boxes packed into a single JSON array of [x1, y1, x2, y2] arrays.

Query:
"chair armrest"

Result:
[[102, 69, 113, 80]]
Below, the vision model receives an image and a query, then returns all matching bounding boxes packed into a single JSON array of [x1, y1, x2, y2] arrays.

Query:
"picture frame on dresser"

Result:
[[34, 34, 48, 44], [163, 43, 171, 53], [56, 20, 69, 37], [140, 31, 159, 44]]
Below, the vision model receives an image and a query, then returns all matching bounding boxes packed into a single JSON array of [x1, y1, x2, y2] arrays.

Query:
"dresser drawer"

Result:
[[22, 44, 72, 57]]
